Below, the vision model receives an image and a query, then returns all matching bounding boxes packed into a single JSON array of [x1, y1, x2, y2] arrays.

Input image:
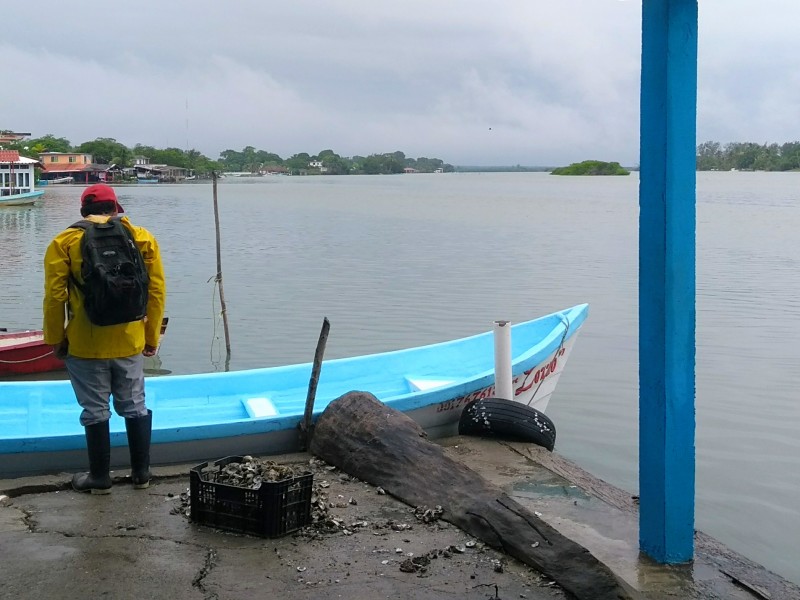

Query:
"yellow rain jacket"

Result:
[[43, 215, 166, 359]]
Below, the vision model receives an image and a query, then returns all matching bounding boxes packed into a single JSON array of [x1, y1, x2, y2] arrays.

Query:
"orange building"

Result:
[[38, 152, 116, 183]]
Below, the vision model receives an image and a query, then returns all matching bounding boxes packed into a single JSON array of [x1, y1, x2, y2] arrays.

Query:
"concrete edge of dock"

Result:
[[1, 436, 797, 600]]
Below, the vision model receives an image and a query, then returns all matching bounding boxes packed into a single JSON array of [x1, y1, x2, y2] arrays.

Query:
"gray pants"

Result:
[[65, 354, 148, 426]]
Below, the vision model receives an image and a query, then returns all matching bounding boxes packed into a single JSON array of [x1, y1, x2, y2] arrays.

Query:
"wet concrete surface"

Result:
[[1, 436, 798, 600]]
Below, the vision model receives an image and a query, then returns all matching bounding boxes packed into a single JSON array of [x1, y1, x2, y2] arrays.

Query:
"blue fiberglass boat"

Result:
[[0, 304, 587, 478]]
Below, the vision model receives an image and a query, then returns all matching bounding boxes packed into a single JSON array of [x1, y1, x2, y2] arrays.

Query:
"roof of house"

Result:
[[40, 163, 114, 173], [38, 151, 91, 156], [0, 150, 39, 165], [134, 164, 187, 172]]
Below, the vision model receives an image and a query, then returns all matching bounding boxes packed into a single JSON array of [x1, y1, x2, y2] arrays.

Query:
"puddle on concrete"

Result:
[[511, 479, 592, 501]]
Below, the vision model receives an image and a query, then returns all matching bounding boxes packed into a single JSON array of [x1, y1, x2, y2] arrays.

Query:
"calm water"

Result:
[[1, 172, 798, 584]]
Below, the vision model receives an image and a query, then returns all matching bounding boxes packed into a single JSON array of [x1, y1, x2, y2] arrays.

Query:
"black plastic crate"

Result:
[[189, 456, 313, 538]]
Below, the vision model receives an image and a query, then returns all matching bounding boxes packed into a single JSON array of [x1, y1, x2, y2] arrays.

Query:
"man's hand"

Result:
[[51, 341, 69, 360], [142, 345, 157, 357]]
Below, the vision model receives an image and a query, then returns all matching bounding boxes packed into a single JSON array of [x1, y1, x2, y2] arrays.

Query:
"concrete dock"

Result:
[[1, 436, 797, 599]]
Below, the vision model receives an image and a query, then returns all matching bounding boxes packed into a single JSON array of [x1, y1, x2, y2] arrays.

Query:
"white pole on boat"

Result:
[[493, 320, 513, 400]]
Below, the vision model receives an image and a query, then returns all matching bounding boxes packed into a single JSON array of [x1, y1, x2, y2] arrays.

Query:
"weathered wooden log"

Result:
[[310, 391, 635, 600]]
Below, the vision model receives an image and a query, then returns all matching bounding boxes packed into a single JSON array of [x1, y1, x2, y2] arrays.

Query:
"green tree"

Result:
[[357, 153, 405, 174], [286, 152, 311, 174], [313, 149, 352, 175], [219, 149, 245, 171], [725, 142, 762, 171], [255, 150, 283, 169], [385, 153, 405, 174], [151, 148, 190, 168], [240, 146, 259, 173], [132, 144, 157, 161], [326, 155, 352, 175], [360, 154, 384, 174], [696, 140, 800, 171], [184, 149, 203, 170], [76, 138, 132, 166], [779, 142, 800, 170], [551, 160, 629, 176], [752, 143, 780, 171], [18, 134, 72, 153], [413, 156, 446, 172], [29, 143, 48, 157], [696, 141, 723, 170]]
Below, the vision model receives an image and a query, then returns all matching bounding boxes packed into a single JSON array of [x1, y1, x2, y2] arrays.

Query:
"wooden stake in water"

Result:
[[300, 317, 330, 450], [212, 172, 232, 357]]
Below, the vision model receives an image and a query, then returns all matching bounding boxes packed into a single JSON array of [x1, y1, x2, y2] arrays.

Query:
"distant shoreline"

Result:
[[454, 165, 640, 173]]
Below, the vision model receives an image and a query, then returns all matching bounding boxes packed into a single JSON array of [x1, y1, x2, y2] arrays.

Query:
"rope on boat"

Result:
[[523, 313, 571, 407], [0, 349, 55, 364], [207, 273, 227, 369]]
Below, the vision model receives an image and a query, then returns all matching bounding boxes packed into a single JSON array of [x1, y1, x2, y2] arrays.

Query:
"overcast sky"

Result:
[[3, 1, 798, 166]]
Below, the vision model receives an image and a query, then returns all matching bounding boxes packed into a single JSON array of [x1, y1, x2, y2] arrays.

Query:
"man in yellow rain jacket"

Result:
[[43, 183, 166, 494]]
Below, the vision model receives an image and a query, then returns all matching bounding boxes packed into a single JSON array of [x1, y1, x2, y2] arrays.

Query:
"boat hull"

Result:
[[0, 318, 167, 377], [0, 305, 588, 478], [0, 190, 44, 206], [0, 332, 64, 375]]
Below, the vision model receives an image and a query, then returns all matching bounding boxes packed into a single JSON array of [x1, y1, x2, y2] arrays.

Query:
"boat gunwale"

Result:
[[0, 304, 587, 391], [0, 335, 49, 352], [0, 304, 588, 455]]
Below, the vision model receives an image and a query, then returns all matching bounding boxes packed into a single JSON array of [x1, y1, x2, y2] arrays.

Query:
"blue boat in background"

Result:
[[0, 304, 588, 478]]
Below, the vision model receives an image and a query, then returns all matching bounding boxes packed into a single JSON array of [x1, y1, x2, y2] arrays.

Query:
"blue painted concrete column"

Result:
[[639, 0, 698, 563]]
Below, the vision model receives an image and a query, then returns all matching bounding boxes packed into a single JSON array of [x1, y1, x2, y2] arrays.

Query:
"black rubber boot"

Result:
[[72, 420, 112, 495], [125, 410, 152, 489]]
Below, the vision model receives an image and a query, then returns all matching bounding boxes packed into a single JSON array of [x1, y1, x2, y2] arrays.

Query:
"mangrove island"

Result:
[[550, 160, 630, 176]]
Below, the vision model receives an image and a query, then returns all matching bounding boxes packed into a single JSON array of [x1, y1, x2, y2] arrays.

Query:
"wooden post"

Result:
[[211, 172, 231, 357], [299, 317, 330, 450], [639, 0, 698, 563]]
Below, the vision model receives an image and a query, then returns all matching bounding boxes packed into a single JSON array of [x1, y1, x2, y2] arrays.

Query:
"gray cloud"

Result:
[[2, 1, 797, 165]]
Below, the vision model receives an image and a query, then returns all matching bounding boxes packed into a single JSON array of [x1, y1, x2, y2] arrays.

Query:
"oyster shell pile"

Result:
[[396, 542, 482, 573], [413, 504, 444, 523], [200, 455, 307, 489]]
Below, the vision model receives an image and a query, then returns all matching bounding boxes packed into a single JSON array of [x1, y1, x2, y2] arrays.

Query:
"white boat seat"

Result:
[[242, 397, 278, 418], [405, 377, 456, 392]]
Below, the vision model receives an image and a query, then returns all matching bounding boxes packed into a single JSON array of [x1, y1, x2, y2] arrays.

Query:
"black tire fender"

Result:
[[458, 397, 556, 451]]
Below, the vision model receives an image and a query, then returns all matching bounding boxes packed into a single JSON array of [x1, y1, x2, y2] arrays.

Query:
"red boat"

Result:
[[0, 330, 64, 375], [0, 318, 169, 377]]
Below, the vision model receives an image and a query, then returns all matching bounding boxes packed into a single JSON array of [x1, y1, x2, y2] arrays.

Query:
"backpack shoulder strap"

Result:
[[70, 219, 92, 231], [116, 218, 140, 252], [71, 217, 125, 231], [68, 220, 96, 292]]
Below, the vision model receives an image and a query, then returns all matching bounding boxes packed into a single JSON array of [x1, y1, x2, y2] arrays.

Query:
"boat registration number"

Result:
[[435, 347, 566, 413]]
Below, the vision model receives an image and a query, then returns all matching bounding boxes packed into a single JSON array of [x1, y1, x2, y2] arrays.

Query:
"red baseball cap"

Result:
[[80, 184, 124, 214]]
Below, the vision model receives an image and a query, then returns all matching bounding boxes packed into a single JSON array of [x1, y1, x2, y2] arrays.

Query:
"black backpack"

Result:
[[70, 217, 149, 326]]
